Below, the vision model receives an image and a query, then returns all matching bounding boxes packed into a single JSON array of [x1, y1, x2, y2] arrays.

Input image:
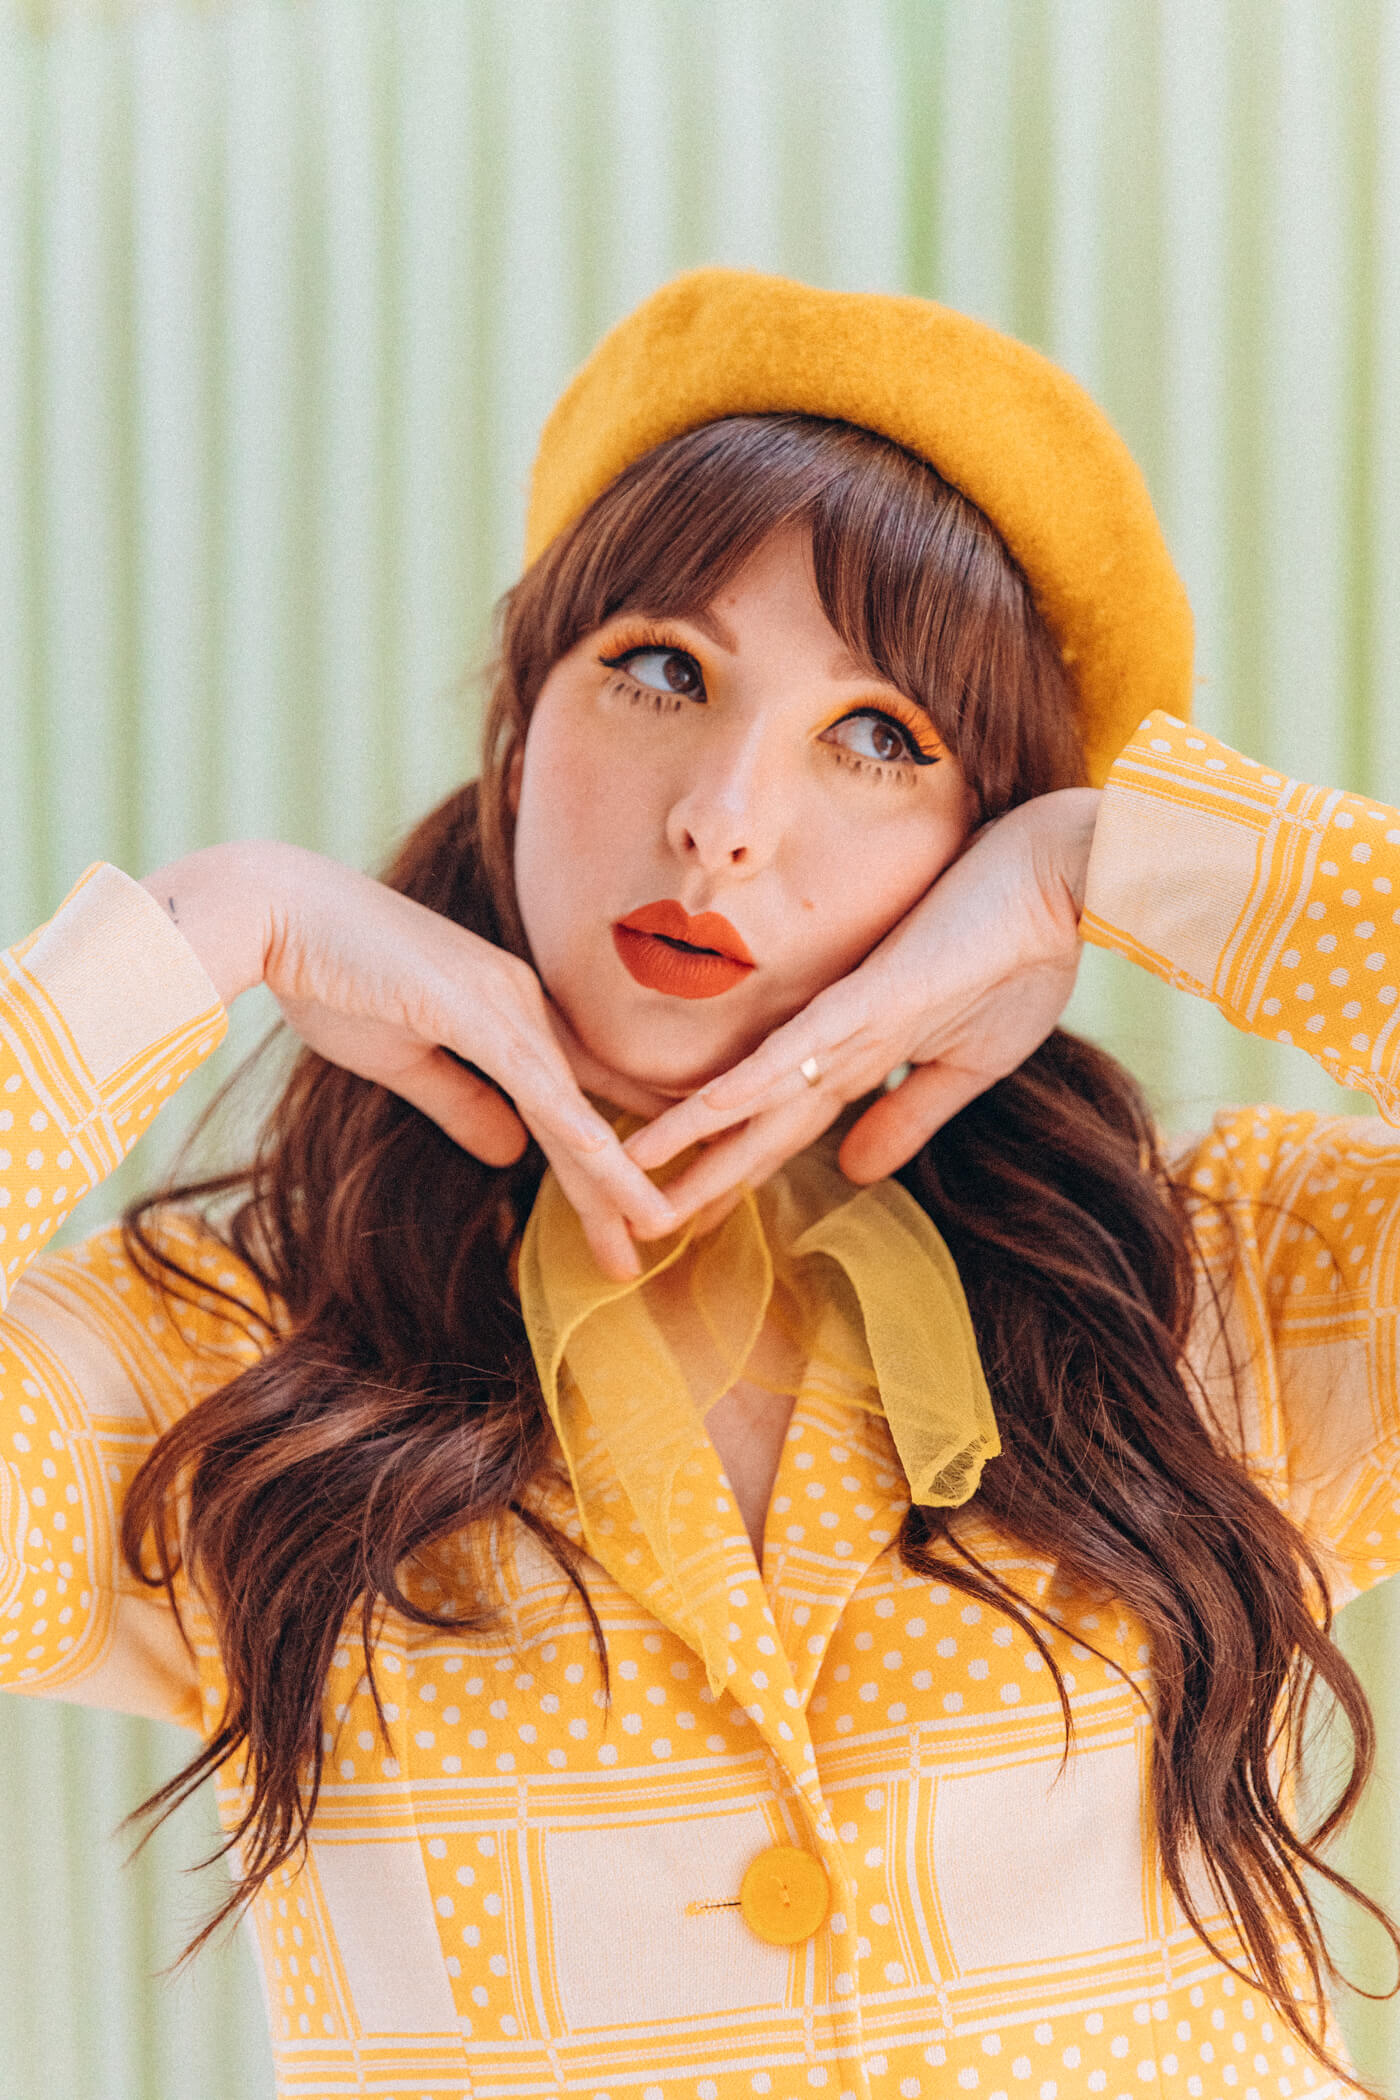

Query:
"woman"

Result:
[[2, 268, 1397, 2100]]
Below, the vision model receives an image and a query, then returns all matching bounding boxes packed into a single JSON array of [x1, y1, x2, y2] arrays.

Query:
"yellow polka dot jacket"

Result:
[[2, 713, 1398, 2100]]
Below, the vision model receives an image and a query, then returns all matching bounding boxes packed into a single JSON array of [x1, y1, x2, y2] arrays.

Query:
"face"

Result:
[[512, 529, 979, 1106]]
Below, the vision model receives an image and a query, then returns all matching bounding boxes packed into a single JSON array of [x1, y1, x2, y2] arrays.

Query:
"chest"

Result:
[[221, 1428, 1201, 2093], [703, 1374, 796, 1556]]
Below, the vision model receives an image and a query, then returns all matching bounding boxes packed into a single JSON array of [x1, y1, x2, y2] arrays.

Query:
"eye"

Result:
[[603, 645, 706, 698], [823, 709, 938, 766]]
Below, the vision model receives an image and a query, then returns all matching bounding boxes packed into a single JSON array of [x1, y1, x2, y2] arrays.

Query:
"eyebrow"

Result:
[[686, 613, 881, 687], [683, 604, 737, 651], [823, 645, 945, 739], [825, 641, 939, 726]]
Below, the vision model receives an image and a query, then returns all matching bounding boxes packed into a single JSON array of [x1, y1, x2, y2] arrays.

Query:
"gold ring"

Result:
[[799, 1056, 822, 1088]]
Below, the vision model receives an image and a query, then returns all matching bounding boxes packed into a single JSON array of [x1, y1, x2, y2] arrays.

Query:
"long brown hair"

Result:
[[122, 415, 1394, 2054]]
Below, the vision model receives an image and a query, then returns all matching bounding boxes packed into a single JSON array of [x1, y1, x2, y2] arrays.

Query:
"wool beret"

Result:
[[525, 267, 1193, 788]]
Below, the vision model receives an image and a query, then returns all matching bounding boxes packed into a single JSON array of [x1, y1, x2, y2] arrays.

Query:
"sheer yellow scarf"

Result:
[[517, 1132, 998, 1679]]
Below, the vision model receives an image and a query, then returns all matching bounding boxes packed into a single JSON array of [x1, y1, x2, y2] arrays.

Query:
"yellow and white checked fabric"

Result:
[[5, 717, 1400, 2100]]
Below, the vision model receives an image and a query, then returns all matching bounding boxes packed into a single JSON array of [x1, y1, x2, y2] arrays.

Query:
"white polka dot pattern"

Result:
[[1085, 712, 1400, 1120], [0, 866, 227, 1701], [1, 823, 1393, 2100], [0, 864, 226, 1316]]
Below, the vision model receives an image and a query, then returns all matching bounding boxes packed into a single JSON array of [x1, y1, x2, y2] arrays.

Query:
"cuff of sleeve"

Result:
[[1080, 711, 1400, 1119], [2, 862, 228, 1190], [1079, 711, 1269, 999]]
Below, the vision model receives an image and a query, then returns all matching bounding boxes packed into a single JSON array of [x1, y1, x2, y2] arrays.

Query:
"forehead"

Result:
[[605, 529, 891, 688]]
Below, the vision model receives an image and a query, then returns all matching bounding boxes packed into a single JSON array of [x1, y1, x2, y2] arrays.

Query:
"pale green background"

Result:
[[2, 1, 1400, 2094]]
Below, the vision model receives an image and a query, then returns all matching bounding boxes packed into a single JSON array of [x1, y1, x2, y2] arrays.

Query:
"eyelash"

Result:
[[596, 632, 941, 779], [601, 667, 688, 716], [599, 632, 696, 717]]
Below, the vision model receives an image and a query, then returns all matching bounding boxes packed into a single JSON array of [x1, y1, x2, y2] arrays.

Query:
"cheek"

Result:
[[513, 702, 645, 953], [515, 733, 589, 944], [787, 798, 973, 982]]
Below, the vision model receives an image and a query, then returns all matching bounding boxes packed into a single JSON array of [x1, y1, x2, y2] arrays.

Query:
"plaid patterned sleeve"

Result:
[[0, 863, 227, 1307], [1163, 1101, 1400, 1600], [1085, 719, 1400, 1592], [0, 866, 228, 1717], [1083, 710, 1400, 1119]]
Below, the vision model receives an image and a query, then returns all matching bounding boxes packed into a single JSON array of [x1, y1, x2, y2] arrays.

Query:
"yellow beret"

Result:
[[525, 267, 1193, 788]]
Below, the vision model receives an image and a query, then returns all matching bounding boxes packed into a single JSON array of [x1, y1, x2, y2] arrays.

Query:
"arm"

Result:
[[0, 864, 227, 1721], [0, 864, 226, 1315], [1080, 714, 1400, 1593], [622, 710, 1400, 1223], [0, 836, 680, 1724], [626, 711, 1400, 1592], [1082, 711, 1400, 1116]]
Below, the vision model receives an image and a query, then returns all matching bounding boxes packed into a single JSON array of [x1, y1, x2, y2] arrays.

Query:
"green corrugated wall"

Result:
[[1, 2, 1398, 2094]]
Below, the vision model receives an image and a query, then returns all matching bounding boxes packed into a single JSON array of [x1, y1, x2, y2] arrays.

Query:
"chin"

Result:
[[569, 1004, 768, 1110], [592, 1035, 744, 1105]]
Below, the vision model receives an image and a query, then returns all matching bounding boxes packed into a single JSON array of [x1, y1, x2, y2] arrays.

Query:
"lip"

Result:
[[613, 899, 757, 1000]]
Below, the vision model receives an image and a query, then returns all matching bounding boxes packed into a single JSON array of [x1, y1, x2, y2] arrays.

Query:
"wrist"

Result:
[[1026, 787, 1101, 917], [139, 841, 289, 1008]]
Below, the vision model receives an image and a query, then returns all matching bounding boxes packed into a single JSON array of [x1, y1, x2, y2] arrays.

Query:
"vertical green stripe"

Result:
[[3, 5, 1400, 2092], [0, 24, 40, 936]]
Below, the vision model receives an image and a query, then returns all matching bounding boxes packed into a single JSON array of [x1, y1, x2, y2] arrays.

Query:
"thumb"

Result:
[[838, 1063, 987, 1183], [390, 1048, 530, 1167]]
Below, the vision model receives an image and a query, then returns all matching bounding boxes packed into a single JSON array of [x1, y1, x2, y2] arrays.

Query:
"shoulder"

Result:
[[1170, 1103, 1400, 1275], [1161, 1106, 1400, 1598], [10, 1206, 280, 1434]]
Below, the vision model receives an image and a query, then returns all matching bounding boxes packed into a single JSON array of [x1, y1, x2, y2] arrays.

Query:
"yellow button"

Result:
[[739, 1845, 830, 1946]]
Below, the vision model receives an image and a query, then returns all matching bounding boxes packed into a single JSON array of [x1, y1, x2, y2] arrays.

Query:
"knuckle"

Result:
[[503, 953, 544, 1004], [477, 944, 539, 1010]]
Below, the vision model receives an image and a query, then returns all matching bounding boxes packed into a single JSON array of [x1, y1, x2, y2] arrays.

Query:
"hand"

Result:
[[140, 842, 676, 1279], [623, 789, 1102, 1226]]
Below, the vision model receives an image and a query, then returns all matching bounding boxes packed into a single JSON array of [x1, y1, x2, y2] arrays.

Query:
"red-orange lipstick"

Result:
[[612, 899, 756, 999]]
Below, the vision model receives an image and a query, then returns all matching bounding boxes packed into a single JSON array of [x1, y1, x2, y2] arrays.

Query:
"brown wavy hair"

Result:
[[122, 415, 1394, 2057]]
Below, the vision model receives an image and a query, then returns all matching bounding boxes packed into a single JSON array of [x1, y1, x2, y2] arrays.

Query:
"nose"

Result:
[[663, 721, 786, 877]]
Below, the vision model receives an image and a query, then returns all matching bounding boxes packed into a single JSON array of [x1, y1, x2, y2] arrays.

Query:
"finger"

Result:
[[837, 1062, 989, 1183], [432, 974, 678, 1252], [477, 1022, 616, 1157], [575, 1209, 642, 1282], [538, 1143, 645, 1280], [544, 1126, 679, 1240], [646, 1095, 836, 1229], [684, 1188, 748, 1241], [391, 1042, 667, 1261], [623, 1095, 751, 1175], [626, 1012, 876, 1172], [389, 1051, 530, 1167], [497, 1042, 678, 1237]]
